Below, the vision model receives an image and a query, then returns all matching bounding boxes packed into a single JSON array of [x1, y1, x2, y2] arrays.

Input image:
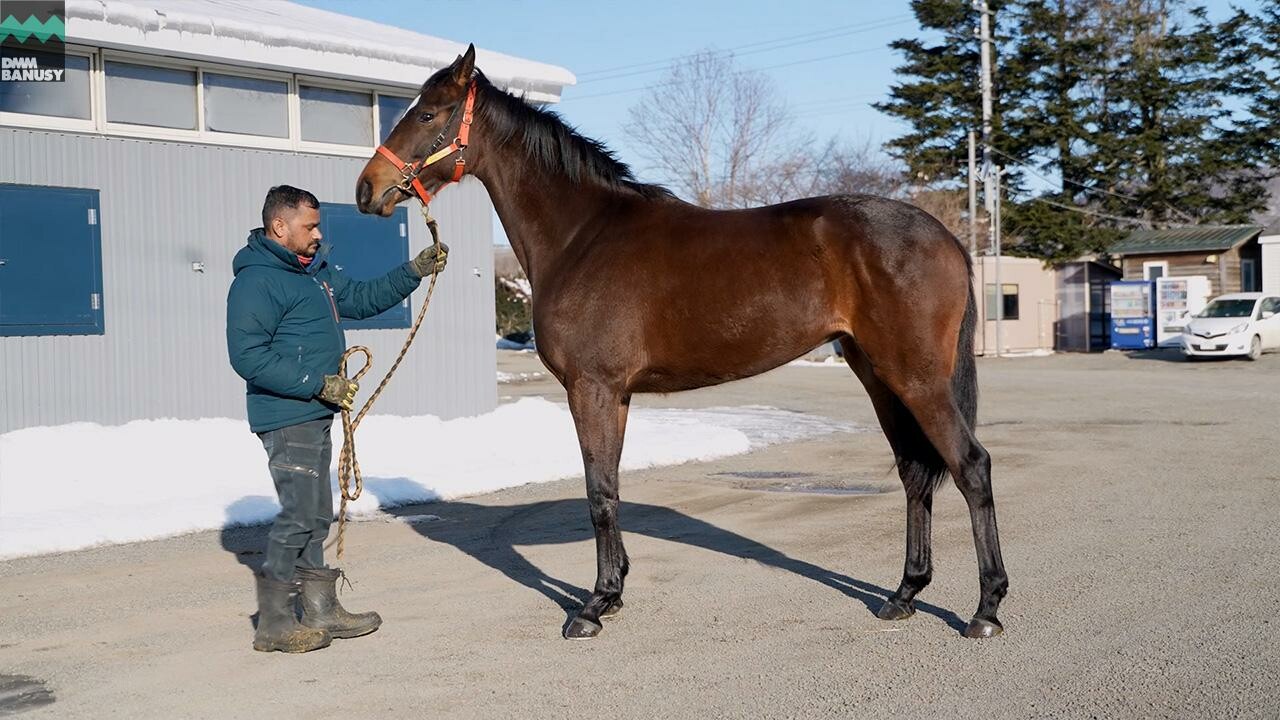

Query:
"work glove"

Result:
[[318, 374, 359, 411], [411, 242, 450, 278]]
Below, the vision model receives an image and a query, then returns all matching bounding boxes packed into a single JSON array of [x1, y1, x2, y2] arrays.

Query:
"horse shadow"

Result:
[[362, 480, 969, 634]]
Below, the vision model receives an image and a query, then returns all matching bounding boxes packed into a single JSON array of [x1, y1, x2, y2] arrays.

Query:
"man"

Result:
[[226, 185, 447, 653]]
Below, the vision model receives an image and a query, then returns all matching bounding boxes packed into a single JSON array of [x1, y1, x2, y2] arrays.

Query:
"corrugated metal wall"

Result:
[[0, 128, 497, 433]]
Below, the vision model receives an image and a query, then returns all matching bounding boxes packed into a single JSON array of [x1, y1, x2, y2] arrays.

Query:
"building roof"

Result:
[[65, 0, 576, 102], [1109, 225, 1263, 255]]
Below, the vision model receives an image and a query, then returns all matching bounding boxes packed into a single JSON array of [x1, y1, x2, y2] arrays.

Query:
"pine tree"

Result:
[[882, 0, 1276, 265], [1216, 0, 1280, 217], [1000, 0, 1114, 263], [875, 0, 1027, 188]]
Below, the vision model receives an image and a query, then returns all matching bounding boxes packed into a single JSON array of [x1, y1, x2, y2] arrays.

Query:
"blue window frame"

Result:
[[0, 184, 104, 336], [319, 202, 411, 330]]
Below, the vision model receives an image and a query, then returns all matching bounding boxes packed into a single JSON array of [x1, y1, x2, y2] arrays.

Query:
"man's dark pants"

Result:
[[257, 417, 334, 582]]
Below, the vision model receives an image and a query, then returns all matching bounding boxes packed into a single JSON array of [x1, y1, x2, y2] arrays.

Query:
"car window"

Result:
[[1198, 299, 1256, 317]]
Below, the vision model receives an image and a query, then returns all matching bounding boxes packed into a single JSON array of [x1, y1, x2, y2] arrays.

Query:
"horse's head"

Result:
[[356, 44, 478, 216]]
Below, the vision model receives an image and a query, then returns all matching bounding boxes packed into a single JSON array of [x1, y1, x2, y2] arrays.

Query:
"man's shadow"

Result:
[[219, 496, 280, 629], [360, 481, 968, 634]]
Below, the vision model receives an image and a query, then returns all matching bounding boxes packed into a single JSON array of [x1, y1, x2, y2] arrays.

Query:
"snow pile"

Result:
[[0, 399, 856, 560], [496, 371, 545, 383]]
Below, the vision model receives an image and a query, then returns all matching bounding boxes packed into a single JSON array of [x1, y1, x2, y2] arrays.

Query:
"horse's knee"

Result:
[[952, 442, 992, 500], [587, 493, 618, 525]]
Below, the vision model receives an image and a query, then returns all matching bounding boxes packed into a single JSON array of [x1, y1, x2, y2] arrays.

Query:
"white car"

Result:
[[1181, 292, 1280, 360]]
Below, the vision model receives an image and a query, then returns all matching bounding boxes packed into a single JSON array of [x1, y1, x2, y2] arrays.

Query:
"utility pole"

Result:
[[995, 166, 1004, 358], [968, 130, 977, 255], [975, 0, 1001, 357]]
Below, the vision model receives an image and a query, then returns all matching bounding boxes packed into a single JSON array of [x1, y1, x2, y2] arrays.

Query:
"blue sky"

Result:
[[298, 0, 1259, 243]]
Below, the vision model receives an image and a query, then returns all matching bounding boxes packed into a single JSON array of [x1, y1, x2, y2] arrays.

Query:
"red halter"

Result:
[[375, 80, 477, 207]]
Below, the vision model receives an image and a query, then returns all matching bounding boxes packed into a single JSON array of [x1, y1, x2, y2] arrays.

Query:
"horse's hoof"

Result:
[[876, 598, 915, 621], [600, 599, 624, 621], [563, 617, 603, 640], [963, 617, 1003, 639]]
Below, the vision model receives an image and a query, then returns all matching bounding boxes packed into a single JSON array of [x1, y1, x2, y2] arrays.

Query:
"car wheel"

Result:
[[1247, 335, 1262, 361]]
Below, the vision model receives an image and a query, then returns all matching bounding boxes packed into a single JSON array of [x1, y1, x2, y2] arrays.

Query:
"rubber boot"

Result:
[[297, 567, 382, 639], [252, 572, 332, 653]]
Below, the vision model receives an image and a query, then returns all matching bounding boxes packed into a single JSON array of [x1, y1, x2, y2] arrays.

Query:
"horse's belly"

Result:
[[630, 320, 839, 393]]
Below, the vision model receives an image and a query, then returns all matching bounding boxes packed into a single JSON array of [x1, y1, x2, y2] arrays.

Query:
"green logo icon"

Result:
[[0, 13, 65, 44]]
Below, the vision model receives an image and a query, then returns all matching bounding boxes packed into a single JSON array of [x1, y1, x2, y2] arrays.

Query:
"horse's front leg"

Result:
[[563, 379, 630, 640]]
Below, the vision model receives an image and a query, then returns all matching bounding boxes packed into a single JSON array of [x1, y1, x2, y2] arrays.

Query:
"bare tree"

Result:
[[624, 51, 807, 208], [625, 51, 931, 215], [808, 139, 909, 198]]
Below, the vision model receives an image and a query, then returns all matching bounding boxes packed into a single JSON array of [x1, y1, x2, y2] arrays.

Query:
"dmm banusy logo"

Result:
[[1, 1, 67, 82]]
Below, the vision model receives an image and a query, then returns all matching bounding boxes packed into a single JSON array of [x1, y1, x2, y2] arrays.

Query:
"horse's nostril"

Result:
[[357, 178, 373, 208]]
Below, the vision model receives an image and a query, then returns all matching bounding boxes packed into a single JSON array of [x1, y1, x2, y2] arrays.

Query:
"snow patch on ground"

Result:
[[0, 399, 856, 560]]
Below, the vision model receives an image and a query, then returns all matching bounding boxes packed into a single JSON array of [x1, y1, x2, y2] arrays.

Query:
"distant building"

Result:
[[1109, 226, 1264, 297]]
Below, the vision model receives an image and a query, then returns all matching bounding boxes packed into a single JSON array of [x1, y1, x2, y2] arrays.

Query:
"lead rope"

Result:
[[326, 204, 443, 560]]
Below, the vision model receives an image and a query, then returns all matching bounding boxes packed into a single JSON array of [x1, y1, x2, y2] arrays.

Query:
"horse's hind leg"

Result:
[[882, 375, 1008, 638], [840, 336, 942, 621], [563, 378, 631, 640]]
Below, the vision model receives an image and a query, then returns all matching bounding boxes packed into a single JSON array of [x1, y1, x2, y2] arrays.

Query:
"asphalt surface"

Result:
[[2, 348, 1278, 719]]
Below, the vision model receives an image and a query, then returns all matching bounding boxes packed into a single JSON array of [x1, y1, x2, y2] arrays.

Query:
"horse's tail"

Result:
[[952, 253, 979, 430]]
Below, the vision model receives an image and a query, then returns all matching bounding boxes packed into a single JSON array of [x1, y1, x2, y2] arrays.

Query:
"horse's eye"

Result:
[[418, 112, 434, 123]]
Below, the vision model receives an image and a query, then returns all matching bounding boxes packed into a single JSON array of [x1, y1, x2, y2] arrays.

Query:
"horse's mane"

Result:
[[466, 72, 675, 200]]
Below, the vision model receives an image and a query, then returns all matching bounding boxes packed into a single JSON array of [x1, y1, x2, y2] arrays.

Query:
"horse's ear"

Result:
[[452, 43, 476, 87]]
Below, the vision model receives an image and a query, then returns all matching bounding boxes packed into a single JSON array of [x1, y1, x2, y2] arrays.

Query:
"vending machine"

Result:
[[1110, 280, 1155, 349], [1155, 276, 1212, 347]]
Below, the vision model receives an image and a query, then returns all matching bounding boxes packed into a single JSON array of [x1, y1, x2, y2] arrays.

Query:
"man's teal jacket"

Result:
[[226, 228, 421, 433]]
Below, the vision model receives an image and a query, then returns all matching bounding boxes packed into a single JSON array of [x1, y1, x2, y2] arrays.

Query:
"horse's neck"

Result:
[[475, 149, 609, 289]]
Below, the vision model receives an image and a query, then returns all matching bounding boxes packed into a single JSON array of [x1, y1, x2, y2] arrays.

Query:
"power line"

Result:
[[574, 14, 913, 81], [1026, 196, 1152, 227], [564, 46, 886, 102], [990, 146, 1196, 224]]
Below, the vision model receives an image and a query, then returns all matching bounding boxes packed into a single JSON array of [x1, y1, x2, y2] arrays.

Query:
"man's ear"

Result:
[[270, 216, 287, 239]]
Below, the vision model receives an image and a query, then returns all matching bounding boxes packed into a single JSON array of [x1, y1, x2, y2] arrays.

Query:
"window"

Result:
[[0, 184, 104, 336], [0, 46, 420, 154], [985, 283, 1020, 321], [105, 61, 197, 129], [1143, 261, 1168, 281], [1241, 258, 1259, 293], [301, 85, 373, 146], [318, 203, 411, 329], [203, 72, 289, 138], [377, 94, 413, 141], [0, 51, 90, 119]]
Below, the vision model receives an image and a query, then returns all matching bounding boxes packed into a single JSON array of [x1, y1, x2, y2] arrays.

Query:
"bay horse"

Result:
[[356, 45, 1008, 641]]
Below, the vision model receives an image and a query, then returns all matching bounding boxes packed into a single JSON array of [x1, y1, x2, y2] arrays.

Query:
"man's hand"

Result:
[[318, 374, 359, 411], [411, 242, 449, 278]]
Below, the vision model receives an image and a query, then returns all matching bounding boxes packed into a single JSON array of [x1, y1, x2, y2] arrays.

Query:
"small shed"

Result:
[[1054, 258, 1122, 352], [972, 255, 1059, 355], [1109, 226, 1264, 297]]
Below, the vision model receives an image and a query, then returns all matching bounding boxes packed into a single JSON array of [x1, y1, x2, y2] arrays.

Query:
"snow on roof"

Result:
[[65, 0, 576, 103]]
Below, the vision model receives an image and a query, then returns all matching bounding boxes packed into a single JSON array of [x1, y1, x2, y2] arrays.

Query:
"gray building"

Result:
[[0, 0, 573, 433]]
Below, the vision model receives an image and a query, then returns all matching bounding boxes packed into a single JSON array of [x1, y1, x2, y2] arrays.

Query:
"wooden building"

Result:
[[1109, 226, 1264, 297]]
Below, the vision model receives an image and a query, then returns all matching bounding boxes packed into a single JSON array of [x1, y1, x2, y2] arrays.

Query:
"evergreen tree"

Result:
[[881, 0, 1277, 265], [1215, 0, 1280, 216], [874, 0, 1027, 188]]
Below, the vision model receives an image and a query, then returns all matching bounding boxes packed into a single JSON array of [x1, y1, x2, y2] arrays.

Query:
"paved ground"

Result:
[[2, 349, 1278, 719]]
